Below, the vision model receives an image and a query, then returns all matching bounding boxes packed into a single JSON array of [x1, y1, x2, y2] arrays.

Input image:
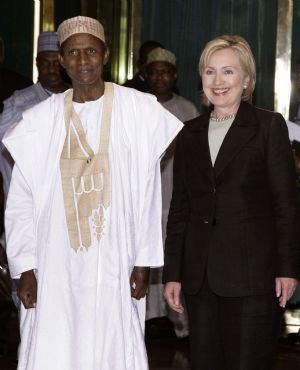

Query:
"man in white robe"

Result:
[[3, 16, 182, 370]]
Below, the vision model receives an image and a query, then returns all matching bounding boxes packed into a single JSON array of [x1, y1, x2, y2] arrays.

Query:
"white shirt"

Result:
[[208, 117, 235, 165]]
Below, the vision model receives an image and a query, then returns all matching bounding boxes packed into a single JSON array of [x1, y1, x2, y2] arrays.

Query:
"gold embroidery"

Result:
[[60, 83, 113, 251]]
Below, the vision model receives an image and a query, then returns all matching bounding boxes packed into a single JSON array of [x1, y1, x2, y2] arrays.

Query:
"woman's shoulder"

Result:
[[242, 101, 283, 120], [239, 102, 286, 131], [184, 111, 209, 129]]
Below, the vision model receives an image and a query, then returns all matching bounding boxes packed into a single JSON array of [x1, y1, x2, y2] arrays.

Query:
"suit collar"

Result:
[[190, 101, 257, 130], [188, 101, 258, 179], [213, 101, 258, 178]]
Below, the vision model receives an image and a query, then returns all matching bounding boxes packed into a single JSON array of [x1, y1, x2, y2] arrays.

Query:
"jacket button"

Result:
[[203, 220, 209, 224], [212, 188, 216, 193]]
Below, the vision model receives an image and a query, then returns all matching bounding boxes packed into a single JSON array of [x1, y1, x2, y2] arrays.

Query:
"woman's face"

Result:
[[202, 48, 249, 115]]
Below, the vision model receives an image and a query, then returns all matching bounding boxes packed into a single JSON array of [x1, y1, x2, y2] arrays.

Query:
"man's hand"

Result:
[[275, 277, 298, 308], [130, 266, 150, 300], [18, 269, 37, 309], [164, 282, 184, 313]]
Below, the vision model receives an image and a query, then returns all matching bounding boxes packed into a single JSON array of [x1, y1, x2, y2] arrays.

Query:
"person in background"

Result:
[[145, 47, 198, 121], [0, 31, 69, 203], [0, 37, 33, 103], [163, 34, 300, 370], [144, 47, 198, 339], [4, 16, 182, 370], [0, 31, 69, 359], [123, 40, 162, 92]]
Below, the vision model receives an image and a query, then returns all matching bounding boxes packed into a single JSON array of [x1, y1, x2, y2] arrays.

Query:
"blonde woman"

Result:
[[163, 35, 300, 370]]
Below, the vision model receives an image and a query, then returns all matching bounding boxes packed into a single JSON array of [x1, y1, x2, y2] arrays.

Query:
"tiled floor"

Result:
[[1, 310, 300, 369]]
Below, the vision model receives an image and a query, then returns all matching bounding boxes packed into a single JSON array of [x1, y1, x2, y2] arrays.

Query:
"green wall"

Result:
[[142, 0, 277, 112], [0, 0, 82, 80], [0, 1, 34, 79], [55, 0, 81, 29]]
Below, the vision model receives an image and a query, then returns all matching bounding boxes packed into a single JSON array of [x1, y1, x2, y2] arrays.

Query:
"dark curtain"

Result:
[[55, 0, 82, 28], [290, 0, 300, 120], [0, 0, 82, 81], [0, 0, 34, 79], [142, 0, 277, 111], [291, 0, 300, 69]]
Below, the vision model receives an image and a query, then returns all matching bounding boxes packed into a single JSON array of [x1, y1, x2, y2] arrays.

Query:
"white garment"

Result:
[[73, 96, 103, 153], [286, 119, 300, 142], [3, 84, 183, 370], [208, 117, 234, 165], [0, 82, 52, 203], [160, 93, 199, 123], [160, 94, 199, 242], [146, 93, 198, 339]]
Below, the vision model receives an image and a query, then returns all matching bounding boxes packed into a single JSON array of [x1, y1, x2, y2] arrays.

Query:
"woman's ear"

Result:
[[244, 75, 250, 88]]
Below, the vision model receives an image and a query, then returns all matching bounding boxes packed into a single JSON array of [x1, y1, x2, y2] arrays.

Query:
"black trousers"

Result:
[[185, 279, 283, 370]]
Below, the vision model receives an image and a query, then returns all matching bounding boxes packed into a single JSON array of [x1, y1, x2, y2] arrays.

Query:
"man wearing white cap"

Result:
[[144, 47, 198, 340], [0, 31, 69, 202], [3, 16, 182, 370], [145, 47, 198, 121]]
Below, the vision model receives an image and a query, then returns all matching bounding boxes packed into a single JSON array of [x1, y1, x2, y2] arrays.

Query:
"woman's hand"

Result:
[[164, 281, 184, 313], [18, 269, 37, 309], [275, 277, 298, 308]]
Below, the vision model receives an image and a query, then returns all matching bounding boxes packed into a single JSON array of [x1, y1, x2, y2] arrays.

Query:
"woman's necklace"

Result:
[[210, 111, 236, 122]]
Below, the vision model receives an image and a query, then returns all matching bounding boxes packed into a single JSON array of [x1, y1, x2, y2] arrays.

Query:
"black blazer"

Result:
[[163, 101, 300, 296]]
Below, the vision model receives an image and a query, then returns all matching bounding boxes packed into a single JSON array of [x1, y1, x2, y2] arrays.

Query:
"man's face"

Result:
[[36, 51, 64, 89], [145, 61, 177, 96], [58, 33, 109, 89]]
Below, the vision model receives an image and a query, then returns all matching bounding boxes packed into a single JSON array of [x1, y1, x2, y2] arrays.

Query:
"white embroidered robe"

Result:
[[3, 84, 183, 370]]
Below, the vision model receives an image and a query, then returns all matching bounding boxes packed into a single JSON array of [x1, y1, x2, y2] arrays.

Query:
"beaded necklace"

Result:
[[210, 111, 236, 122]]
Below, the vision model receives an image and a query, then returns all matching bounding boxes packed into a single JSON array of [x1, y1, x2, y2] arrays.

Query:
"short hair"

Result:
[[199, 35, 256, 105]]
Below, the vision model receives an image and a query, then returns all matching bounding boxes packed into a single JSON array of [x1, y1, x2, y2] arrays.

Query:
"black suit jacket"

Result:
[[163, 101, 300, 296]]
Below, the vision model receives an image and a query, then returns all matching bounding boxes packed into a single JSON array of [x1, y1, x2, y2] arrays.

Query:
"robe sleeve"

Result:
[[134, 160, 164, 267], [5, 163, 37, 278], [134, 103, 183, 268]]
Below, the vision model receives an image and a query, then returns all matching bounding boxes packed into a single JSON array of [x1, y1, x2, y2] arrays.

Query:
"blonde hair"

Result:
[[199, 35, 256, 106]]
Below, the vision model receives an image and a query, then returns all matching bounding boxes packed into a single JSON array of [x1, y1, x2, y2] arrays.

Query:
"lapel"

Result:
[[213, 101, 258, 179], [189, 111, 215, 185]]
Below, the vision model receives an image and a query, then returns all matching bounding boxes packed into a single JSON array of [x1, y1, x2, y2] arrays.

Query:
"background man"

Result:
[[144, 47, 199, 339], [4, 16, 182, 370], [145, 47, 198, 120], [0, 31, 69, 202], [123, 40, 162, 92]]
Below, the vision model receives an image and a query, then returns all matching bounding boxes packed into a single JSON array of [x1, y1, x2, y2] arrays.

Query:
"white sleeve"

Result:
[[5, 163, 36, 278], [134, 160, 164, 267]]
